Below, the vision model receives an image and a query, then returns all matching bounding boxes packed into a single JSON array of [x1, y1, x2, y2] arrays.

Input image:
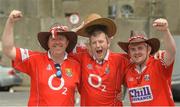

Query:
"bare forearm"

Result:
[[2, 19, 15, 53], [163, 29, 176, 55], [153, 18, 176, 65], [162, 29, 176, 64], [1, 10, 22, 60]]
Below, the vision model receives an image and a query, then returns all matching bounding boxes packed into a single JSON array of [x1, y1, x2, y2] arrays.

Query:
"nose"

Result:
[[134, 49, 139, 54], [96, 42, 101, 48], [54, 38, 62, 44]]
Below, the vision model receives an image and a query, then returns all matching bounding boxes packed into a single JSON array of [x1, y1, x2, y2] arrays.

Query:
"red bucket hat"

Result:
[[118, 30, 160, 55], [37, 25, 77, 53], [76, 13, 116, 38]]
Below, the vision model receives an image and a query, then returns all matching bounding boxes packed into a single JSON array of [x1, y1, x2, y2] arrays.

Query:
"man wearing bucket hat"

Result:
[[118, 18, 176, 106], [1, 10, 80, 106], [71, 13, 129, 106]]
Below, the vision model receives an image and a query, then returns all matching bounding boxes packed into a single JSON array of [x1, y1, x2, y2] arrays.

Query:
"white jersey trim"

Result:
[[20, 48, 30, 61]]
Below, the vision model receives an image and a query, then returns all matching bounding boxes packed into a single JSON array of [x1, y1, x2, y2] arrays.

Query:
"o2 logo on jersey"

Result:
[[129, 85, 153, 103], [48, 74, 67, 95], [88, 74, 106, 92]]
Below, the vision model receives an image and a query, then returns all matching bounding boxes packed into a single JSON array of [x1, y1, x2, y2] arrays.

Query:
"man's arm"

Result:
[[2, 10, 23, 60], [153, 18, 176, 66]]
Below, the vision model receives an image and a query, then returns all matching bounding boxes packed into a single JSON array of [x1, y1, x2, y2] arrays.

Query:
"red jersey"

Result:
[[12, 48, 80, 106], [71, 48, 128, 106], [125, 56, 175, 106]]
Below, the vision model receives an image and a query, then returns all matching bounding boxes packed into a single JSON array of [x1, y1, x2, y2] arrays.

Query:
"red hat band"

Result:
[[128, 35, 148, 42], [50, 25, 69, 38]]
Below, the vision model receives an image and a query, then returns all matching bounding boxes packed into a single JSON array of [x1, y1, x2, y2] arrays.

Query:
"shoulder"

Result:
[[67, 57, 81, 65], [149, 56, 162, 64], [150, 55, 174, 69], [16, 48, 47, 60], [110, 52, 129, 61]]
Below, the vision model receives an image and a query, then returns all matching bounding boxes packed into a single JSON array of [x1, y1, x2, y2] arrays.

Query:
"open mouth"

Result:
[[96, 50, 103, 55]]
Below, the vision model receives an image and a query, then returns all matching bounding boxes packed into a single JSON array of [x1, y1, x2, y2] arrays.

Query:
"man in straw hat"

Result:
[[1, 10, 80, 106], [118, 18, 176, 106], [71, 13, 129, 106]]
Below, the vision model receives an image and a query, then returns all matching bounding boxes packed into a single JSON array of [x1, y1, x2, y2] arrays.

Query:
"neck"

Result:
[[138, 63, 144, 69], [50, 52, 65, 64], [135, 56, 149, 73], [135, 63, 146, 74], [135, 53, 149, 67]]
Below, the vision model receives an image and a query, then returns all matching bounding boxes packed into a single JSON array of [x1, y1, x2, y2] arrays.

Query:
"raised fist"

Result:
[[153, 18, 169, 32], [8, 10, 23, 23]]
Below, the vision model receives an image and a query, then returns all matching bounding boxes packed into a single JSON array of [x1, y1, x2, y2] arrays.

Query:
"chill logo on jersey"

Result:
[[129, 85, 153, 103], [65, 68, 72, 77]]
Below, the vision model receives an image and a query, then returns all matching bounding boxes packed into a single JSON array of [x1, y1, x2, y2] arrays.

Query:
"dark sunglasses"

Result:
[[55, 63, 62, 78]]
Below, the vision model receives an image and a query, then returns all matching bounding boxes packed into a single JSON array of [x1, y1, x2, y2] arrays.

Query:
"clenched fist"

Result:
[[8, 10, 23, 23], [153, 18, 169, 32]]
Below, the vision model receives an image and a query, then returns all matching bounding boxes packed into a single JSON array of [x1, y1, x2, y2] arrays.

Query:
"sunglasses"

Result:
[[55, 63, 62, 78]]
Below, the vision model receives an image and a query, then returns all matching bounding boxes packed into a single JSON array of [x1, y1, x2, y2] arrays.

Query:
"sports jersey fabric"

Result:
[[125, 56, 175, 106], [12, 48, 80, 106], [71, 47, 129, 106]]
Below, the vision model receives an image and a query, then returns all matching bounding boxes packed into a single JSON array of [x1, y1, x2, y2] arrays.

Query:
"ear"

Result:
[[66, 39, 70, 47], [108, 42, 110, 48], [127, 51, 134, 63], [47, 38, 51, 48], [107, 37, 111, 48], [147, 45, 152, 55]]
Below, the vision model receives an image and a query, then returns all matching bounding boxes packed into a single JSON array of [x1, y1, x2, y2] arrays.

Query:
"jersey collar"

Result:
[[48, 51, 68, 61], [135, 65, 147, 74], [134, 56, 154, 74]]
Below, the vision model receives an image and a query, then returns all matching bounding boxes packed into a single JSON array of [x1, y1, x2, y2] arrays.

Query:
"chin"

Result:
[[55, 51, 64, 54], [135, 61, 145, 65], [97, 57, 104, 61]]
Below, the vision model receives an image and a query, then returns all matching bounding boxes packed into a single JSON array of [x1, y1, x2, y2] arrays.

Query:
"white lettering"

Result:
[[48, 74, 65, 90]]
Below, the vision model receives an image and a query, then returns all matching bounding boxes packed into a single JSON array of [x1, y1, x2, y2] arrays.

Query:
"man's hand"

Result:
[[154, 50, 165, 60], [8, 10, 23, 23], [153, 18, 169, 32]]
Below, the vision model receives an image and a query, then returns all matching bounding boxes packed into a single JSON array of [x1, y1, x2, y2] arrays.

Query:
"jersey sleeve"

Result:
[[67, 57, 82, 93], [75, 61, 82, 94], [69, 45, 88, 63], [159, 52, 175, 79], [153, 52, 174, 80], [117, 53, 130, 86], [12, 48, 33, 75], [161, 60, 174, 80]]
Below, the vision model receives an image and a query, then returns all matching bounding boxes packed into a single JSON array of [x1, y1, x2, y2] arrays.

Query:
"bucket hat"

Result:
[[37, 25, 77, 53], [76, 13, 116, 37], [118, 30, 160, 55]]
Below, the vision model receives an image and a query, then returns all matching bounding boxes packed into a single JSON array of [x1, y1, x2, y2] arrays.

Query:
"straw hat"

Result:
[[76, 13, 116, 37], [37, 25, 77, 53], [118, 30, 160, 55]]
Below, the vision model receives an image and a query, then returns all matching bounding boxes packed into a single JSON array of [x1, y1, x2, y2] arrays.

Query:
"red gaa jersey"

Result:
[[125, 56, 175, 106], [12, 48, 80, 106], [71, 47, 129, 106]]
